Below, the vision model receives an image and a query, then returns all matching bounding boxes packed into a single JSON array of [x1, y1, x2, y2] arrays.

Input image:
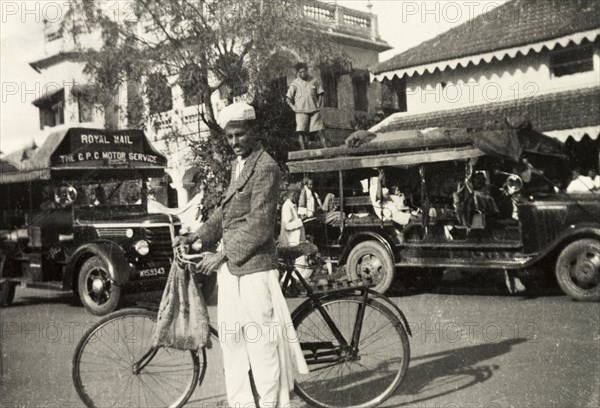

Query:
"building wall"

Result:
[[341, 44, 381, 70], [317, 43, 384, 132], [401, 43, 600, 115]]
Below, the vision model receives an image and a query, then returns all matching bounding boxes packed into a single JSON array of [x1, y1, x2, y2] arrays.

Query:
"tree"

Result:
[[72, 0, 348, 208]]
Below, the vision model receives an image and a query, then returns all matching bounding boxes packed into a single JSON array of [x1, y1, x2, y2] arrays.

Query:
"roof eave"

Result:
[[373, 29, 600, 79], [29, 51, 83, 73], [325, 30, 392, 53]]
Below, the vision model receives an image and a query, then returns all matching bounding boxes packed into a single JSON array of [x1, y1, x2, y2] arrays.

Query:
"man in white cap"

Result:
[[177, 102, 307, 407]]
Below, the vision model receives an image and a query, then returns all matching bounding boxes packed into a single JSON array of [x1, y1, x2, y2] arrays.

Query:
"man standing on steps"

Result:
[[286, 62, 328, 149], [175, 102, 307, 407]]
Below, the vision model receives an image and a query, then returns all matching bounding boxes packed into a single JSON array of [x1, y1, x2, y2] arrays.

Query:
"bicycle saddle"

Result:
[[277, 242, 318, 260]]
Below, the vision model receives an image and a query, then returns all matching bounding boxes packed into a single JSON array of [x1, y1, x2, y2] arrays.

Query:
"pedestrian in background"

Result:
[[279, 183, 312, 282], [286, 62, 328, 149]]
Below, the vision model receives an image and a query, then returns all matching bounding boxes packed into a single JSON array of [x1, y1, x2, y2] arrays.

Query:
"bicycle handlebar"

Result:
[[174, 244, 215, 274]]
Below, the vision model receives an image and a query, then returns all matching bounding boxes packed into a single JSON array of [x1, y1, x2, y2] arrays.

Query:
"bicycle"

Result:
[[72, 242, 412, 408]]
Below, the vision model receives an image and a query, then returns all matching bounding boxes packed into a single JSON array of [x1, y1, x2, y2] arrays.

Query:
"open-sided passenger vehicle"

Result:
[[287, 125, 600, 301]]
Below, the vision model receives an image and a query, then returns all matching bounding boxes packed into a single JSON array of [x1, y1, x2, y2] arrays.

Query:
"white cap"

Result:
[[218, 102, 256, 129]]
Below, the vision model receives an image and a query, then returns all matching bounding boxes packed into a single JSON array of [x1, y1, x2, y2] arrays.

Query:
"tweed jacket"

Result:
[[192, 146, 281, 276]]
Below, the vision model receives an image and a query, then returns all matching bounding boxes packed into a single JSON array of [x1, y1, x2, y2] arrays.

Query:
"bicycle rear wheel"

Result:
[[293, 296, 409, 408], [72, 308, 204, 408]]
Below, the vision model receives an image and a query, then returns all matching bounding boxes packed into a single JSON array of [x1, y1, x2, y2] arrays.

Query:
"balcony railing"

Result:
[[147, 105, 212, 141], [303, 1, 381, 42]]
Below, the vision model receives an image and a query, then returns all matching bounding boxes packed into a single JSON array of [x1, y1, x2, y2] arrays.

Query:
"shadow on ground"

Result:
[[394, 338, 527, 405], [389, 269, 564, 299]]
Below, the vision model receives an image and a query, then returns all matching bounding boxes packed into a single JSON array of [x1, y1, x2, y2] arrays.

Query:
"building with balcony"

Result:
[[370, 0, 600, 172], [146, 1, 392, 144], [26, 1, 391, 204]]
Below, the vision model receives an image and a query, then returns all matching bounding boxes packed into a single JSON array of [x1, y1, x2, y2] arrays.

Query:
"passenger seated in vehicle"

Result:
[[566, 167, 598, 194], [471, 172, 499, 217], [93, 184, 107, 206], [496, 174, 524, 220], [298, 177, 323, 219], [454, 171, 499, 229], [368, 170, 411, 226]]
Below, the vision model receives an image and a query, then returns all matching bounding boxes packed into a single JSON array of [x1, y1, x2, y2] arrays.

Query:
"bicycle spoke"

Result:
[[91, 327, 136, 364], [114, 371, 136, 406]]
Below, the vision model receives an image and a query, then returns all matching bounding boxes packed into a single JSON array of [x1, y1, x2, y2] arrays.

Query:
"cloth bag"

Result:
[[152, 262, 211, 350]]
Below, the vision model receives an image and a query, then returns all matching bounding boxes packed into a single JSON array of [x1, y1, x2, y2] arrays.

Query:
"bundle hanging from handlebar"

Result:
[[151, 245, 212, 351]]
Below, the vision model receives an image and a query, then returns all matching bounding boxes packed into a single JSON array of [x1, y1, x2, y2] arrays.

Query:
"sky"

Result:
[[0, 0, 508, 155]]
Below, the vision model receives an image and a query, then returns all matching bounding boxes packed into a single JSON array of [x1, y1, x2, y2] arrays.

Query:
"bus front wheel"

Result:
[[78, 256, 124, 315]]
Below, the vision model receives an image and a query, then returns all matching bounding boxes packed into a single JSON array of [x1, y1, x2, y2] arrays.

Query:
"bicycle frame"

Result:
[[279, 261, 374, 365]]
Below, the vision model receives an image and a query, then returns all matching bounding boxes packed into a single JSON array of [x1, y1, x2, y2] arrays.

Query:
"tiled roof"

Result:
[[373, 0, 600, 75], [376, 87, 600, 135]]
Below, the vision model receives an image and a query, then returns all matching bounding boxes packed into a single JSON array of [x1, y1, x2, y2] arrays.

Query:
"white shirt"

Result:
[[235, 157, 246, 180], [279, 199, 305, 245], [298, 186, 322, 217], [567, 175, 597, 193], [368, 177, 411, 225]]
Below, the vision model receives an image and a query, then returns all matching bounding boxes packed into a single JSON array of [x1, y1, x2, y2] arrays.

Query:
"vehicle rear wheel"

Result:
[[293, 296, 410, 408], [0, 280, 16, 307], [555, 239, 600, 302], [347, 241, 395, 293], [78, 256, 123, 315]]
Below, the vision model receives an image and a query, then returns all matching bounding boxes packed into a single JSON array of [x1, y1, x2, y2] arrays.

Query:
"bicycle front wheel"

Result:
[[293, 296, 410, 408], [72, 308, 204, 408]]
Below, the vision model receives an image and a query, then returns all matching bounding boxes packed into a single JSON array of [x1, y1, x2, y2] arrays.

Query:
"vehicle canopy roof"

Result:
[[0, 128, 167, 184], [287, 125, 565, 173]]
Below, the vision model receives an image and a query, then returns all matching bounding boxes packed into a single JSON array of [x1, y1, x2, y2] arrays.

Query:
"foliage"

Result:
[[71, 0, 348, 207]]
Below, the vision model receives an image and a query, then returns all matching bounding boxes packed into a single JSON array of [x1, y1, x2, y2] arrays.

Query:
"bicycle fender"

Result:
[[290, 290, 385, 321], [290, 291, 412, 337], [66, 241, 132, 288]]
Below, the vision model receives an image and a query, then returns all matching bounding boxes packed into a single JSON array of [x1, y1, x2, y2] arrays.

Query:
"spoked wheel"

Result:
[[293, 296, 410, 408], [78, 256, 123, 316], [347, 241, 395, 294], [556, 239, 600, 301], [72, 309, 204, 408]]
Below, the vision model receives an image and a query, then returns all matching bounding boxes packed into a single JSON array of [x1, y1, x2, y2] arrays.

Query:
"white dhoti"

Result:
[[217, 262, 309, 407]]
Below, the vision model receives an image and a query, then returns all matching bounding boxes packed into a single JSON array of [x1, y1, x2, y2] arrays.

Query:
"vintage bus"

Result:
[[0, 127, 188, 315]]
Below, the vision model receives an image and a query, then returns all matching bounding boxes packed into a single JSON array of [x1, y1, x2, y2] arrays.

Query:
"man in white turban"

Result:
[[177, 102, 308, 407]]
